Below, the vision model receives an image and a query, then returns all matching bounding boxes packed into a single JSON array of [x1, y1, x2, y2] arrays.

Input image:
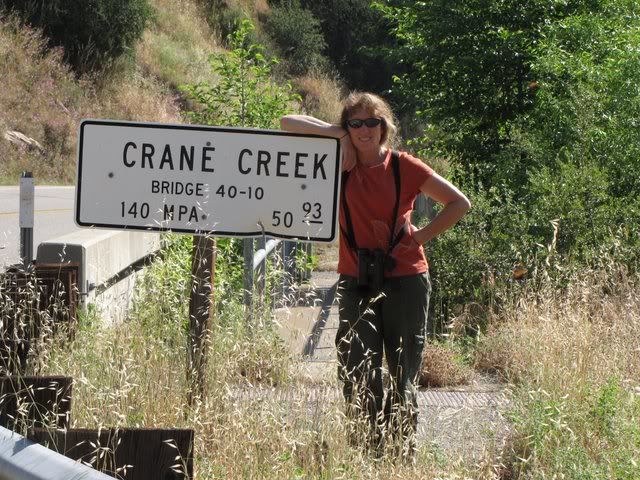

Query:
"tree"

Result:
[[379, 0, 609, 188], [181, 19, 299, 129], [381, 0, 640, 325], [294, 0, 401, 94], [1, 0, 151, 72]]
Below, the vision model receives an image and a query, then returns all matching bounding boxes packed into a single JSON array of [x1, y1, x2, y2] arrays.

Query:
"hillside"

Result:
[[0, 0, 342, 184]]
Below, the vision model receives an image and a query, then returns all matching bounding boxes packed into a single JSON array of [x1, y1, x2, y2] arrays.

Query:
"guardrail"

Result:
[[0, 425, 116, 480], [244, 238, 312, 319]]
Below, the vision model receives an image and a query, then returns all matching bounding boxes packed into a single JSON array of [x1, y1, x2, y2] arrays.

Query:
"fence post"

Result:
[[187, 234, 215, 406], [19, 172, 34, 269]]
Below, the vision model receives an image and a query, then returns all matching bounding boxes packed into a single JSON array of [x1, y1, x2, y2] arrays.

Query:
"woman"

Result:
[[281, 92, 470, 457]]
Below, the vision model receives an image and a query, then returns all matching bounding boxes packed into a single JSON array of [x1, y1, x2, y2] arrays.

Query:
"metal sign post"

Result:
[[19, 171, 34, 268]]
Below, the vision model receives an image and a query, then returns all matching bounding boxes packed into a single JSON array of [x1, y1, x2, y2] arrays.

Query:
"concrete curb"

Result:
[[36, 229, 161, 322]]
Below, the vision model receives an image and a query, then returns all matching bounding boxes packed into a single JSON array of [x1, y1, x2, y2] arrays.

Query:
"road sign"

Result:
[[76, 120, 341, 242]]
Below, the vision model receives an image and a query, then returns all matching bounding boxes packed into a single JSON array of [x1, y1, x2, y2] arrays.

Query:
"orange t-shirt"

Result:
[[337, 150, 434, 278]]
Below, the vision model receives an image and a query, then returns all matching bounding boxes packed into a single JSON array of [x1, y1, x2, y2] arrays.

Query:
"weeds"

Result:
[[477, 264, 640, 478], [0, 234, 503, 478]]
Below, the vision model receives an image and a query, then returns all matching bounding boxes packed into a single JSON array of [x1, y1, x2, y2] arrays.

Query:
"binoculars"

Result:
[[357, 248, 396, 291]]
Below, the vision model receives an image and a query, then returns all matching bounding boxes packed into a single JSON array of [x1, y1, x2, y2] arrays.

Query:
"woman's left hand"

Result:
[[413, 173, 472, 243], [409, 223, 428, 246]]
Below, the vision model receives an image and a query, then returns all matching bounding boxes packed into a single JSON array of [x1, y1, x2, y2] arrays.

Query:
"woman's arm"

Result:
[[410, 173, 471, 244], [280, 115, 344, 137], [280, 115, 357, 171]]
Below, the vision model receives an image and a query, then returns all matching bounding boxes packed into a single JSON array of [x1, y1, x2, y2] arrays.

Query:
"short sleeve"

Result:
[[399, 151, 434, 195]]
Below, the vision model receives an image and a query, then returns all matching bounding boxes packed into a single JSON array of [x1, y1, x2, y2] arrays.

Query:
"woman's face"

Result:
[[346, 107, 384, 154]]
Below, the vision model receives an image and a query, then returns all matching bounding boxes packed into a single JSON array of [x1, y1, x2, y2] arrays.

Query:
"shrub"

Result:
[[265, 4, 328, 76], [181, 18, 299, 128], [1, 0, 152, 72], [419, 342, 473, 388]]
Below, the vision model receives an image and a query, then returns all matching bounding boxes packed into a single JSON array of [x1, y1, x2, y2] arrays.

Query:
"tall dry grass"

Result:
[[476, 264, 640, 478], [0, 4, 200, 185], [291, 73, 344, 123], [33, 314, 492, 478], [12, 235, 501, 479], [137, 0, 221, 88]]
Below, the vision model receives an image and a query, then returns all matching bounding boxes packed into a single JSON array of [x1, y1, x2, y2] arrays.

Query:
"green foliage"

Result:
[[181, 19, 299, 128], [265, 4, 328, 75], [291, 0, 401, 94], [131, 235, 192, 342], [424, 184, 535, 334], [213, 238, 245, 306], [509, 381, 640, 479], [1, 0, 152, 73], [382, 0, 640, 326], [379, 0, 602, 184], [590, 378, 622, 439], [510, 2, 640, 265]]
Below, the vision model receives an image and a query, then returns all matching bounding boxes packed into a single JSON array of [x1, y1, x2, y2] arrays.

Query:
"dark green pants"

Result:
[[335, 273, 431, 452]]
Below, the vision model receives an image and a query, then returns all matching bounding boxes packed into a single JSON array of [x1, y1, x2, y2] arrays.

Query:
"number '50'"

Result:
[[272, 210, 293, 227]]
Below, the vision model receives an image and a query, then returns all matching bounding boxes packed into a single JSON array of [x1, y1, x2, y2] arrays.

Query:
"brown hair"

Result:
[[339, 91, 398, 148]]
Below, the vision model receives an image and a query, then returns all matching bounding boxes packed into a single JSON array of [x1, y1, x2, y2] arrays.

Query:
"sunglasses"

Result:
[[346, 117, 384, 129]]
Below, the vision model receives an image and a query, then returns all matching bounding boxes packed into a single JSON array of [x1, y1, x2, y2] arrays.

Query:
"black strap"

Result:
[[340, 151, 403, 254], [387, 151, 405, 254], [340, 169, 356, 250]]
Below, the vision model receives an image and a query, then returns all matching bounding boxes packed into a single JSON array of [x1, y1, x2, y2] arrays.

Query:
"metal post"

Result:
[[305, 242, 312, 281], [275, 241, 284, 308], [19, 172, 34, 269], [243, 238, 254, 323], [255, 235, 266, 303], [282, 241, 296, 304], [291, 242, 298, 283]]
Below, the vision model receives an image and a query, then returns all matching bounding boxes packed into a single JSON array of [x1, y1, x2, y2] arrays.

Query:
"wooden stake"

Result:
[[187, 235, 216, 406]]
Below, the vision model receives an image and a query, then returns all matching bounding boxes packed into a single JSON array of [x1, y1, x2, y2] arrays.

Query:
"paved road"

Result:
[[0, 186, 80, 268]]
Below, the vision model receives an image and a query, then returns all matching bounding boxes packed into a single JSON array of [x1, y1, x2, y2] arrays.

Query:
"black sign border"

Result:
[[76, 119, 341, 242]]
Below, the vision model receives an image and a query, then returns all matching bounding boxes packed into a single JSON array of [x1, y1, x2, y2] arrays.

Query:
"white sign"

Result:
[[19, 175, 35, 228], [76, 120, 341, 242]]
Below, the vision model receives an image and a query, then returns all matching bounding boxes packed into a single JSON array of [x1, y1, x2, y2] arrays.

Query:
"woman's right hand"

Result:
[[280, 115, 356, 171]]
